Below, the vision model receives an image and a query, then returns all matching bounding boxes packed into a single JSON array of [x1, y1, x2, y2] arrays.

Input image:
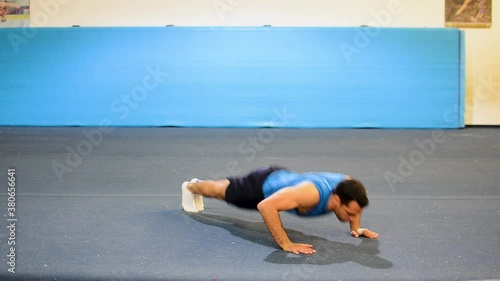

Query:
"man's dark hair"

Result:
[[333, 179, 369, 208]]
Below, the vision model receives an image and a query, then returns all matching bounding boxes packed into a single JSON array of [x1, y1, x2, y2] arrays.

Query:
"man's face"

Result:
[[334, 200, 362, 222]]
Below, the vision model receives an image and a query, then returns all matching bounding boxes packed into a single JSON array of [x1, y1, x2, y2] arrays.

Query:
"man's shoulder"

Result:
[[285, 181, 321, 208]]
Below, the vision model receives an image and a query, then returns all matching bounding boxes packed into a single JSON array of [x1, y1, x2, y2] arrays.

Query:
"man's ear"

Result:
[[332, 194, 341, 206]]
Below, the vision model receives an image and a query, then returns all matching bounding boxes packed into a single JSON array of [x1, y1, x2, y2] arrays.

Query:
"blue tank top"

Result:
[[262, 170, 347, 217]]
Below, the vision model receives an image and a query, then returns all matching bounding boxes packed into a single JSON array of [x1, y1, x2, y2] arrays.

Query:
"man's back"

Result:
[[262, 170, 348, 216]]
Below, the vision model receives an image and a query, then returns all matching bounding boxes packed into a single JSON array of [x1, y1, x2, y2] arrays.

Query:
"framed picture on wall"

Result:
[[0, 0, 30, 28], [445, 0, 492, 28]]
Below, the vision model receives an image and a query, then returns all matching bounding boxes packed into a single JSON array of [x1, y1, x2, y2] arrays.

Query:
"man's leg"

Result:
[[181, 179, 229, 212], [181, 165, 284, 212], [187, 180, 229, 201]]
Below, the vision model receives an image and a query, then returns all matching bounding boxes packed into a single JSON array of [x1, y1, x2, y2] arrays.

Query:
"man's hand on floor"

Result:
[[283, 243, 317, 255], [351, 228, 380, 239]]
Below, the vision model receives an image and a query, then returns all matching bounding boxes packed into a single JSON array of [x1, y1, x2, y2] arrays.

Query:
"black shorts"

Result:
[[225, 165, 286, 209]]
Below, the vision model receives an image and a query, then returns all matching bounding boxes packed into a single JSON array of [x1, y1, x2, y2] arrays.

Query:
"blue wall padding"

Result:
[[0, 27, 464, 128]]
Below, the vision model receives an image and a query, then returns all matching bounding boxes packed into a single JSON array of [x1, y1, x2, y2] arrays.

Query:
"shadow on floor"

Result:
[[186, 212, 393, 269]]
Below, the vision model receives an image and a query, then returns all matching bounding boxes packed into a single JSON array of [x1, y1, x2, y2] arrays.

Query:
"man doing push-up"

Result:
[[181, 165, 379, 255]]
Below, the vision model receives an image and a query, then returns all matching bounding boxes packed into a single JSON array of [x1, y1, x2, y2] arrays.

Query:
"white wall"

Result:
[[464, 4, 500, 125], [30, 0, 441, 27], [29, 0, 500, 125]]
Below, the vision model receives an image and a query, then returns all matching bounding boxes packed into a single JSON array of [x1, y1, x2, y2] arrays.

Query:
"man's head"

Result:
[[331, 179, 369, 222]]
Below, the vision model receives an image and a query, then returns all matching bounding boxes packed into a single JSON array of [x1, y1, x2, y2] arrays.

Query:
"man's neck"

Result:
[[326, 194, 337, 212]]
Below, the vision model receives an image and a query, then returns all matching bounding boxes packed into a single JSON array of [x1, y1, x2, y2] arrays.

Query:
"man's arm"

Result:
[[344, 174, 379, 239], [257, 182, 319, 255], [349, 213, 379, 239]]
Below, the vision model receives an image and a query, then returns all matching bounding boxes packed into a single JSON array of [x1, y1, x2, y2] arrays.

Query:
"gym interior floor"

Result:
[[0, 127, 499, 281]]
